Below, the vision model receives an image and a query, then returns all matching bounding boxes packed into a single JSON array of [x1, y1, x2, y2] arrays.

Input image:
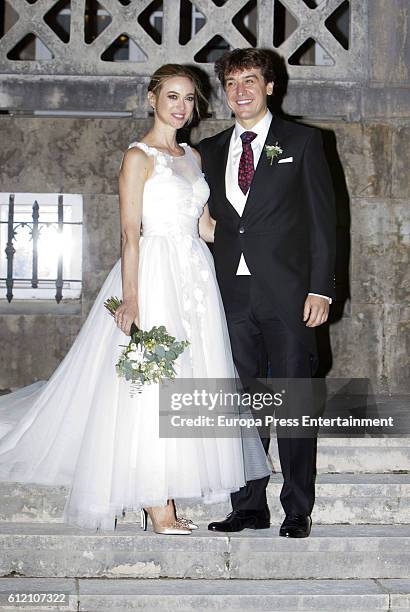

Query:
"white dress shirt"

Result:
[[225, 110, 331, 303]]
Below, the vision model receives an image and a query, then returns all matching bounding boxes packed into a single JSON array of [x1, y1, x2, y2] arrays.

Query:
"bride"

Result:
[[0, 64, 270, 533]]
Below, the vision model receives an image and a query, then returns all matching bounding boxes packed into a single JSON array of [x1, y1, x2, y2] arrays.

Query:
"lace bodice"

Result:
[[127, 142, 210, 238]]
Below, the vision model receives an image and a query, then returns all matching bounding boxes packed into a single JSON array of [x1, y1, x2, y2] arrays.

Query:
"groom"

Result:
[[198, 48, 336, 538]]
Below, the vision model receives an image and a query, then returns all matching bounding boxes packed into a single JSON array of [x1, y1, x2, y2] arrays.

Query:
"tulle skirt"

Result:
[[0, 235, 270, 530]]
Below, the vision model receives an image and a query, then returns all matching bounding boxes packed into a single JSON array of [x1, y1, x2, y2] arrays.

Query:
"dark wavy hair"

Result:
[[215, 48, 275, 87]]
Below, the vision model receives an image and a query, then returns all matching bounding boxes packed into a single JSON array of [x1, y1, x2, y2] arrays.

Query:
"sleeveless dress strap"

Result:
[[127, 142, 158, 156], [120, 142, 158, 172]]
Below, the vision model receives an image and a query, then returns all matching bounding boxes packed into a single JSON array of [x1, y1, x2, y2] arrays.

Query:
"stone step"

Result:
[[0, 578, 409, 611], [270, 437, 410, 473], [0, 523, 408, 580], [317, 438, 410, 447], [1, 474, 408, 525]]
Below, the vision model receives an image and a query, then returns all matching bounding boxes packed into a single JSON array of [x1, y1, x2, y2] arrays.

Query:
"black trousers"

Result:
[[225, 276, 317, 517]]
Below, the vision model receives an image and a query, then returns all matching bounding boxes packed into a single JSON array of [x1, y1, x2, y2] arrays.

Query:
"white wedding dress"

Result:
[[0, 142, 270, 530]]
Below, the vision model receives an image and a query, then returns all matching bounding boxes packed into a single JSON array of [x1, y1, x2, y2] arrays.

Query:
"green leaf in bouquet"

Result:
[[155, 345, 166, 358]]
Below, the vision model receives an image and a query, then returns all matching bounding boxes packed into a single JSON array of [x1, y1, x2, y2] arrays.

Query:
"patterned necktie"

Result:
[[238, 131, 257, 195]]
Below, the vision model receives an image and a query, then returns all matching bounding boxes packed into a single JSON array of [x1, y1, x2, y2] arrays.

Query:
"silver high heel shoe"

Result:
[[169, 501, 198, 530], [177, 516, 199, 530], [140, 508, 192, 535]]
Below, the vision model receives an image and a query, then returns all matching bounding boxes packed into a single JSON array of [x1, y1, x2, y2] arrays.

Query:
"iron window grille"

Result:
[[0, 193, 83, 303]]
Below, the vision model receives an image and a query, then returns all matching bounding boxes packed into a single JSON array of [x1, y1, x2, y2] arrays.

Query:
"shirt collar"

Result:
[[234, 109, 272, 145]]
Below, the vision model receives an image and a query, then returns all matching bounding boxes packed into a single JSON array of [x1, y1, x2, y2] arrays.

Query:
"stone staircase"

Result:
[[0, 436, 409, 611]]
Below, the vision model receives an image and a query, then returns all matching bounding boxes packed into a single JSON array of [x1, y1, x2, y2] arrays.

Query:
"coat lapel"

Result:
[[219, 127, 242, 219], [242, 115, 286, 219], [210, 126, 238, 215]]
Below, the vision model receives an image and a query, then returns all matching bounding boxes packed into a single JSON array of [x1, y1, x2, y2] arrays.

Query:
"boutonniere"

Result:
[[265, 142, 283, 165]]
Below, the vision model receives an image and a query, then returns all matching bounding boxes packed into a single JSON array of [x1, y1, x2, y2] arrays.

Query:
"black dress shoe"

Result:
[[279, 514, 312, 538], [208, 508, 271, 532]]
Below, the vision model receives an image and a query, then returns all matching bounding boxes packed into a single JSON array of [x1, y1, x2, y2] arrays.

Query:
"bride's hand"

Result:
[[114, 300, 139, 335]]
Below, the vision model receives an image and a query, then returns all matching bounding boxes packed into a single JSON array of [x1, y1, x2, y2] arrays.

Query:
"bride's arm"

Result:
[[115, 147, 151, 334], [191, 147, 217, 243]]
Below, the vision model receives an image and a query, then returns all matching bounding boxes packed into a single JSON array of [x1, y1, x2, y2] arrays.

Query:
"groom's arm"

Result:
[[302, 128, 336, 303]]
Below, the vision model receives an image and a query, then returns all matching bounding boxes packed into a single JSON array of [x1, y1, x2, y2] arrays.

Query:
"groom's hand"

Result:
[[303, 295, 329, 327]]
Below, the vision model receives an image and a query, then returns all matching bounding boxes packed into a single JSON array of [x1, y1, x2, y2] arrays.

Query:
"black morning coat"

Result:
[[198, 114, 336, 360]]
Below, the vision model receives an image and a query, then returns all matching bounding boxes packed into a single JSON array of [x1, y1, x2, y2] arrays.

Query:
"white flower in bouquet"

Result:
[[128, 344, 145, 364]]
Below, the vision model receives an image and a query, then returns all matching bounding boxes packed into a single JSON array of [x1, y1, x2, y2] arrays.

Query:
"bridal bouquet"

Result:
[[104, 296, 189, 391]]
